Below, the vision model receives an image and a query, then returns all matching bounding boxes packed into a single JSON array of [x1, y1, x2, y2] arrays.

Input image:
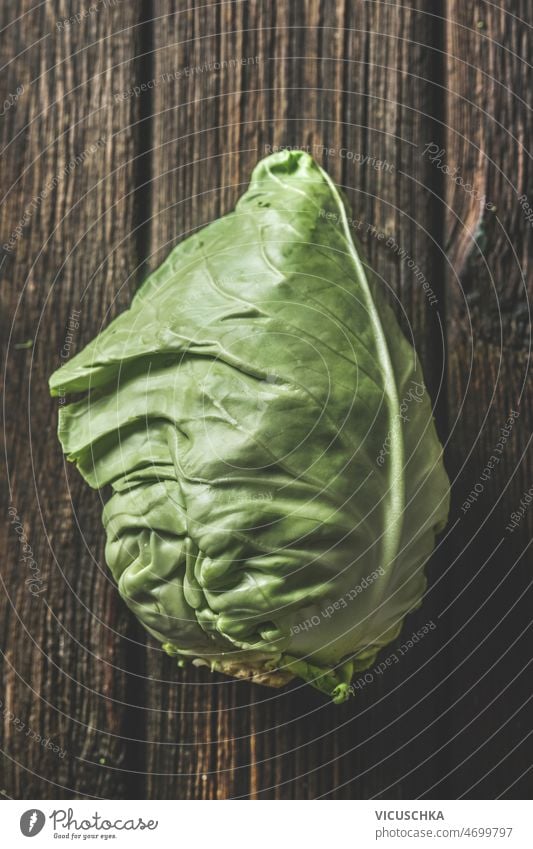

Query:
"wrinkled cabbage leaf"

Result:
[[49, 151, 449, 703]]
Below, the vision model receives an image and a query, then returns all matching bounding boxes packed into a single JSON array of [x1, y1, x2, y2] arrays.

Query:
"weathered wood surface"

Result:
[[0, 0, 145, 799], [0, 0, 531, 799], [441, 1, 533, 798]]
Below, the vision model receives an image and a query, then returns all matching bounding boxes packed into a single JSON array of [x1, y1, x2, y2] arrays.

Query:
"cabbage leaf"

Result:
[[49, 151, 449, 703]]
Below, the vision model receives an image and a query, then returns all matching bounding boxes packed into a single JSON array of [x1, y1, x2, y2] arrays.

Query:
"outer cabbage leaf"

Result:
[[49, 150, 449, 703]]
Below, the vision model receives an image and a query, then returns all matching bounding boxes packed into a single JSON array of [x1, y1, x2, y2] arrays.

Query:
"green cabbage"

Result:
[[49, 151, 449, 703]]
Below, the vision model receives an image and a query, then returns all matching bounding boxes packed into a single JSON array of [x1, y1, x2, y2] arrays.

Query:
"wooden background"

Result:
[[1, 0, 531, 799]]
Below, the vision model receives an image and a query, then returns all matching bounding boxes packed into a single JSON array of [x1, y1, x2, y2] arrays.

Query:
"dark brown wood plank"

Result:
[[438, 1, 533, 798], [0, 0, 145, 798], [144, 0, 446, 799]]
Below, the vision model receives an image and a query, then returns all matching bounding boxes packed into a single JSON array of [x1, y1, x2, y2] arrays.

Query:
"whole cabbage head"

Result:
[[49, 150, 449, 703]]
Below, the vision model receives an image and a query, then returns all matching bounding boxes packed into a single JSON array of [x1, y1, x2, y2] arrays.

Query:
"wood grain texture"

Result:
[[0, 0, 144, 799], [1, 0, 531, 800], [439, 0, 533, 798]]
